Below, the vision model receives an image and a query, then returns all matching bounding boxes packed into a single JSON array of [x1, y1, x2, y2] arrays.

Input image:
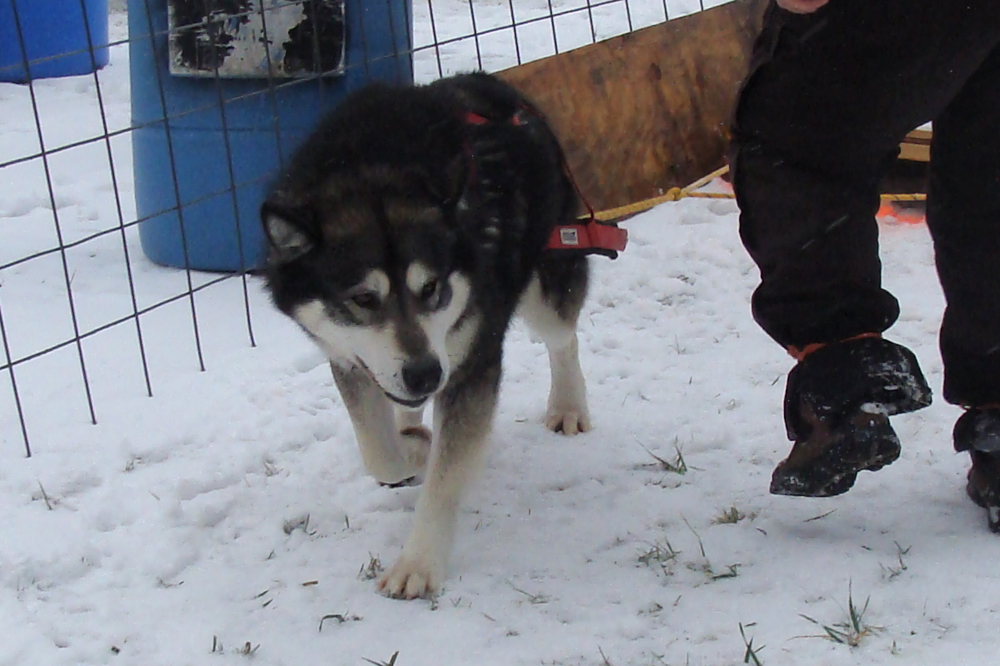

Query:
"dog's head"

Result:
[[261, 173, 474, 408]]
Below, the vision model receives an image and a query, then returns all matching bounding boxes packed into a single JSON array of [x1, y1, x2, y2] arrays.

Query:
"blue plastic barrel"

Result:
[[0, 0, 109, 82], [130, 0, 413, 272]]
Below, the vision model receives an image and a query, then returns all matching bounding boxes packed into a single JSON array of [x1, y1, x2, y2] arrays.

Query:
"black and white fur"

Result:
[[261, 72, 590, 598]]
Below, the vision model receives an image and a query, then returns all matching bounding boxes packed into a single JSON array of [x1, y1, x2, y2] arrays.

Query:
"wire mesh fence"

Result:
[[0, 0, 722, 458]]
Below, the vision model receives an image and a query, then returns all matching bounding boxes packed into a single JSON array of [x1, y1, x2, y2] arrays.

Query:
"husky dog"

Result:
[[261, 72, 591, 599]]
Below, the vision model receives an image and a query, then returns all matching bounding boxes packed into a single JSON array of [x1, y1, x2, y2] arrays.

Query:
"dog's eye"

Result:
[[349, 292, 380, 311], [419, 279, 440, 303]]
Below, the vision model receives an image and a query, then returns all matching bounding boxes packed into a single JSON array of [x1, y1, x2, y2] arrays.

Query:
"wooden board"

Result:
[[498, 0, 768, 212], [900, 128, 932, 162]]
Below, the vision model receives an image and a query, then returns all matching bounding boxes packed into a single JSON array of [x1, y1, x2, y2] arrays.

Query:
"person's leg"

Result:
[[731, 0, 1000, 496], [733, 0, 1000, 348], [926, 45, 1000, 408], [924, 44, 1000, 530]]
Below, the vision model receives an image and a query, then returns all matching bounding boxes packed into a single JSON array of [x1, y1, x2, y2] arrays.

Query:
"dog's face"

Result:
[[263, 186, 473, 408]]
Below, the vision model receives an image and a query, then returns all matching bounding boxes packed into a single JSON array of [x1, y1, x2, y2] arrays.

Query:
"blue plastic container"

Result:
[[0, 0, 109, 82], [130, 0, 413, 272]]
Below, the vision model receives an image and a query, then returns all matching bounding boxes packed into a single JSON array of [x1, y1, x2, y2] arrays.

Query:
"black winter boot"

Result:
[[954, 408, 1000, 532], [771, 337, 933, 497]]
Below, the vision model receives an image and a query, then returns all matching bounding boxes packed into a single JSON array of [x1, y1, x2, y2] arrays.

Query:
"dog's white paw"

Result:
[[377, 550, 443, 600], [545, 408, 592, 436]]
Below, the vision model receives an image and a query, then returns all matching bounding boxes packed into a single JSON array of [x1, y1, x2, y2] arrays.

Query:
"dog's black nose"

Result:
[[402, 357, 443, 396]]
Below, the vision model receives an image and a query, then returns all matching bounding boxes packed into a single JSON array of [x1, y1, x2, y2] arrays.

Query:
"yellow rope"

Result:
[[880, 193, 928, 202], [582, 165, 927, 223]]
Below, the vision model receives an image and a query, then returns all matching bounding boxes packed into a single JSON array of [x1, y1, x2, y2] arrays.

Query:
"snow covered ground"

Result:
[[1, 2, 995, 666]]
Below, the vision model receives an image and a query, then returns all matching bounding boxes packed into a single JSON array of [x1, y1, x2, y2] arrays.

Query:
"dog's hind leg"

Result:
[[331, 364, 430, 484], [542, 331, 590, 435], [378, 364, 499, 599], [517, 261, 591, 435]]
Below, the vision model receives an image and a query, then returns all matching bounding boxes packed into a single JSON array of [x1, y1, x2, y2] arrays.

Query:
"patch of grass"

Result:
[[156, 577, 183, 589], [319, 612, 362, 631], [210, 637, 259, 657], [253, 588, 272, 608], [639, 441, 688, 475], [880, 542, 911, 581], [237, 642, 259, 657], [713, 506, 749, 525], [638, 539, 680, 574], [508, 582, 549, 605], [35, 482, 56, 510], [682, 516, 741, 582], [670, 334, 687, 355], [800, 585, 881, 647], [803, 509, 837, 523], [739, 622, 765, 666], [708, 564, 742, 581], [358, 554, 384, 581], [364, 651, 400, 666], [282, 514, 315, 536]]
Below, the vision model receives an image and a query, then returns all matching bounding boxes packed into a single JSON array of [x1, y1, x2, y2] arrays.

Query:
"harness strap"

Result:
[[462, 107, 627, 258], [546, 221, 629, 257], [464, 110, 523, 126]]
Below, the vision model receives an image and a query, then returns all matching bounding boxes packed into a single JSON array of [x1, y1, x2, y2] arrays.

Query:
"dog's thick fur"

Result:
[[261, 72, 591, 598]]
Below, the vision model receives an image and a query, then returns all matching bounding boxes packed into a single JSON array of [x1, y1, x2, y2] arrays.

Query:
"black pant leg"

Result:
[[927, 45, 1000, 406], [732, 0, 1000, 350]]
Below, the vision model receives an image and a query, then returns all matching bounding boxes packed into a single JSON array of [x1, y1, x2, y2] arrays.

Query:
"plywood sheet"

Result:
[[499, 0, 768, 212]]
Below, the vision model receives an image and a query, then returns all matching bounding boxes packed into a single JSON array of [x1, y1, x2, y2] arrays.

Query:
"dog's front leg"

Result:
[[378, 365, 499, 599], [331, 363, 429, 485]]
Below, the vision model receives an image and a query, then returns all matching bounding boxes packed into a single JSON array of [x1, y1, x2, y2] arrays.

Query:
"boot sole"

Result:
[[770, 412, 900, 498]]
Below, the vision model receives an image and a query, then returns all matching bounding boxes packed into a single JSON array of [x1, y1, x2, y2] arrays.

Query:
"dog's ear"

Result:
[[261, 199, 317, 263]]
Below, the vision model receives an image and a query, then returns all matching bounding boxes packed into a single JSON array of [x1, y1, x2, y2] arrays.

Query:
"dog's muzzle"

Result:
[[402, 356, 443, 396], [355, 357, 436, 408], [380, 356, 444, 408]]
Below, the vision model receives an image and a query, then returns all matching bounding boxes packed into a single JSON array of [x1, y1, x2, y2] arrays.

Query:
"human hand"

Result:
[[776, 0, 829, 13]]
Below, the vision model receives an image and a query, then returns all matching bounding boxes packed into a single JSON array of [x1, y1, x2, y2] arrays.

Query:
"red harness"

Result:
[[463, 110, 628, 258]]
